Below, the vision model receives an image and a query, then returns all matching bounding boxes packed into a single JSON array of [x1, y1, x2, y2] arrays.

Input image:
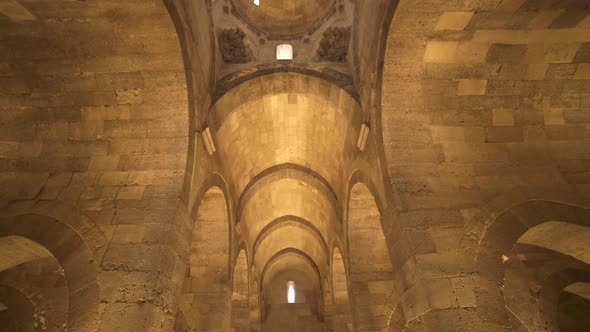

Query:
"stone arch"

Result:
[[0, 235, 69, 330], [239, 177, 338, 261], [554, 278, 590, 331], [344, 169, 386, 223], [0, 236, 53, 271], [377, 2, 590, 328], [519, 221, 590, 264], [503, 244, 590, 332], [249, 273, 261, 332], [209, 71, 364, 204], [476, 200, 590, 330], [252, 216, 329, 265], [1, 1, 192, 328], [231, 248, 250, 331], [213, 66, 359, 104], [260, 248, 322, 293], [177, 184, 232, 331], [502, 223, 590, 331], [0, 201, 108, 262], [189, 172, 235, 226], [259, 249, 324, 331], [0, 255, 68, 331], [0, 214, 99, 330], [538, 269, 590, 331], [237, 163, 341, 222], [346, 182, 394, 331], [253, 224, 328, 288], [211, 72, 362, 119], [0, 285, 35, 332], [331, 245, 353, 331]]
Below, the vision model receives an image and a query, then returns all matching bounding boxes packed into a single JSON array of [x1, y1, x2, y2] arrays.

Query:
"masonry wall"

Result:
[[380, 0, 590, 330], [0, 0, 195, 329]]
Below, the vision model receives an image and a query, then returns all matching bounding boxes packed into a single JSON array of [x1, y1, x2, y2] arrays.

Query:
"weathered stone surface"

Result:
[[1, 0, 590, 331], [219, 28, 253, 64], [317, 27, 351, 62]]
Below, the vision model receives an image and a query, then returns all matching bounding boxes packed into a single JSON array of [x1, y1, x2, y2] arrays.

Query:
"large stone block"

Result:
[[457, 79, 487, 95], [486, 43, 527, 64], [435, 12, 474, 31]]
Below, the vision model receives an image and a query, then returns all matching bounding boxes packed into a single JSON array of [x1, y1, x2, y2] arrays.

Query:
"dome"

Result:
[[231, 0, 336, 37]]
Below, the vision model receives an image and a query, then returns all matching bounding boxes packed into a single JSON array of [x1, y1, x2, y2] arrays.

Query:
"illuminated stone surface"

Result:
[[0, 0, 589, 331]]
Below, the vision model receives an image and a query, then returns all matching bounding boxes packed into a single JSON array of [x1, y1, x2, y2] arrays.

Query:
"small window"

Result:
[[287, 281, 296, 303], [276, 44, 293, 61]]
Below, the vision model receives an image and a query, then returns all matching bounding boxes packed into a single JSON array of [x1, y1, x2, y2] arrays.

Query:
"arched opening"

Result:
[[231, 249, 250, 331], [378, 1, 590, 328], [347, 182, 394, 331], [0, 236, 68, 330], [0, 256, 68, 331], [210, 72, 363, 205], [208, 70, 361, 332], [249, 276, 261, 331], [519, 221, 590, 264], [261, 251, 324, 332], [0, 0, 191, 329], [0, 215, 99, 330], [0, 286, 35, 331], [332, 247, 353, 331], [476, 201, 590, 331], [177, 186, 231, 331], [559, 282, 590, 331], [0, 236, 53, 271], [505, 221, 590, 331]]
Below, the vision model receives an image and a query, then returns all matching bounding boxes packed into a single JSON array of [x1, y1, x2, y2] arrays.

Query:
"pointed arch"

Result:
[[177, 185, 232, 331], [0, 214, 99, 330], [231, 248, 250, 331], [332, 246, 353, 331], [249, 274, 261, 332], [0, 285, 34, 331], [347, 182, 394, 331], [476, 200, 590, 330]]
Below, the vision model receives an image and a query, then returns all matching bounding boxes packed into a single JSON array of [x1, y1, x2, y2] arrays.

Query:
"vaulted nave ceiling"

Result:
[[209, 0, 356, 100], [2, 0, 590, 331], [231, 0, 337, 37], [186, 1, 394, 329]]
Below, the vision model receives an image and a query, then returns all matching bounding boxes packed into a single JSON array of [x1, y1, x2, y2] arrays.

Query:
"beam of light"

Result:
[[254, 0, 260, 6]]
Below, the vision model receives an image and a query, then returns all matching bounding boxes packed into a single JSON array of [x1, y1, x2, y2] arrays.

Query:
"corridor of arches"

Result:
[[0, 0, 589, 331]]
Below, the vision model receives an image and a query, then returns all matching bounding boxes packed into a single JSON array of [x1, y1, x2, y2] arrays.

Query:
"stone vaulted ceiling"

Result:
[[1, 0, 590, 331], [231, 0, 337, 37], [210, 0, 356, 101]]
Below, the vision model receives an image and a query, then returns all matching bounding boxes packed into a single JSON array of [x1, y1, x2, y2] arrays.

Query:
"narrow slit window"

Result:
[[287, 281, 296, 303]]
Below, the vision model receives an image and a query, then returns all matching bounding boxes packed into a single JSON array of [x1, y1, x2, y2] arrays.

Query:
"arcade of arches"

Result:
[[1, 0, 590, 331]]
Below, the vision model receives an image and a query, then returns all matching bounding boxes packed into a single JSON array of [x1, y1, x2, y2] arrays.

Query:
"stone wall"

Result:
[[1, 0, 589, 330], [0, 0, 195, 330], [380, 0, 590, 330]]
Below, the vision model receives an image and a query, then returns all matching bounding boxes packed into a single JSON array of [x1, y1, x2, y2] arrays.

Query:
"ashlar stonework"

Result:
[[0, 0, 589, 331]]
